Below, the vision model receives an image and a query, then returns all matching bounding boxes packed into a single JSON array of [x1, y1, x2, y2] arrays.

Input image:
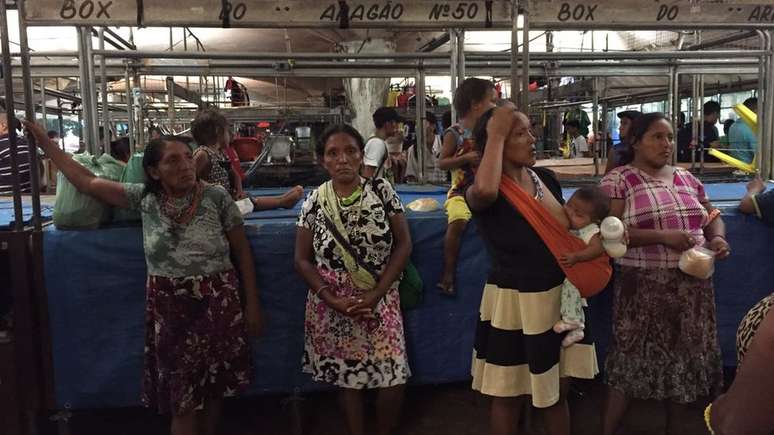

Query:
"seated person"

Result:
[[739, 176, 774, 226], [707, 292, 774, 434], [191, 109, 302, 210]]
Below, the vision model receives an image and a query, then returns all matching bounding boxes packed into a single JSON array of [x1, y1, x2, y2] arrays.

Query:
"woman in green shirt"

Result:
[[25, 121, 262, 435]]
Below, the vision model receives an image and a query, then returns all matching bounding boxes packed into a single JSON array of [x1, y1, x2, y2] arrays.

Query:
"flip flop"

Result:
[[437, 282, 456, 297]]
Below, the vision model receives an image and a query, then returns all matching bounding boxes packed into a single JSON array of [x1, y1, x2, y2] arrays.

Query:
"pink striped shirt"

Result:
[[600, 165, 709, 269]]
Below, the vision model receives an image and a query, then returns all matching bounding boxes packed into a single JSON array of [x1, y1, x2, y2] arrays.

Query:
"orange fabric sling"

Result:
[[499, 175, 611, 297]]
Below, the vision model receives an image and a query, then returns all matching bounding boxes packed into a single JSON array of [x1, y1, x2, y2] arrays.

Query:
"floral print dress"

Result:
[[123, 182, 252, 415], [297, 178, 411, 389]]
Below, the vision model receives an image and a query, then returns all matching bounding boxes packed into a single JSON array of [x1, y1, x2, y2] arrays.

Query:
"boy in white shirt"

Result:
[[363, 107, 402, 183], [566, 119, 589, 158]]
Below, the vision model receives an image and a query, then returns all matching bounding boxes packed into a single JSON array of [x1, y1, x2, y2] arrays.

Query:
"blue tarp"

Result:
[[42, 183, 774, 409], [0, 200, 54, 229]]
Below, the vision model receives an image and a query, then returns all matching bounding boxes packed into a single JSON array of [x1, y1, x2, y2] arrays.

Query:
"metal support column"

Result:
[[667, 66, 675, 122], [99, 28, 111, 152], [600, 101, 608, 162], [456, 30, 465, 83], [0, 0, 24, 230], [39, 79, 46, 124], [416, 66, 426, 183], [688, 74, 703, 171], [671, 69, 681, 166], [125, 65, 135, 152], [699, 73, 705, 174], [167, 77, 175, 130], [762, 31, 774, 179], [87, 28, 101, 153], [510, 0, 519, 104], [17, 0, 42, 230], [134, 71, 145, 147], [57, 99, 65, 149], [520, 1, 530, 114], [592, 77, 599, 176], [449, 29, 458, 121]]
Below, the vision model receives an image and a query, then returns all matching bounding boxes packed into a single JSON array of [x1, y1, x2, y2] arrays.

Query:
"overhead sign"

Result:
[[25, 0, 138, 25], [145, 0, 514, 28], [25, 0, 514, 28], [528, 0, 774, 29], [24, 0, 774, 29]]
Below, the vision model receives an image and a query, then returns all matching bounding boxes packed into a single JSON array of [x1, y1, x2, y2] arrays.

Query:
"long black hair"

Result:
[[472, 107, 497, 154], [618, 112, 670, 166], [453, 78, 495, 118], [142, 135, 182, 196]]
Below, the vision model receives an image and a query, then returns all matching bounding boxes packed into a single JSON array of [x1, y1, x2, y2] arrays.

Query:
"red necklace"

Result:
[[159, 182, 202, 226]]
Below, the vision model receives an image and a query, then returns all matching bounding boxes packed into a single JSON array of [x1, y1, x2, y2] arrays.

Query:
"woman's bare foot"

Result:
[[280, 186, 304, 208], [747, 176, 766, 196]]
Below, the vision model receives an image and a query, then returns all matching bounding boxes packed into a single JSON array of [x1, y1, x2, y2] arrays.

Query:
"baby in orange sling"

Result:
[[499, 175, 620, 348], [556, 186, 625, 347]]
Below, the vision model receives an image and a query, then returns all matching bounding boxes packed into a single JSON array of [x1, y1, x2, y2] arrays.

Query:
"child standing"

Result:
[[557, 186, 611, 346]]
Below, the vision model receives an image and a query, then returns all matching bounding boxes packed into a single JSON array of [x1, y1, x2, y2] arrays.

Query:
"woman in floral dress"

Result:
[[25, 121, 262, 435], [294, 124, 412, 435]]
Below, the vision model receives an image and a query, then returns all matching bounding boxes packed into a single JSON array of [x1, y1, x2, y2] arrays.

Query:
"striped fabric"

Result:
[[471, 283, 598, 408], [0, 135, 32, 195], [600, 165, 709, 269]]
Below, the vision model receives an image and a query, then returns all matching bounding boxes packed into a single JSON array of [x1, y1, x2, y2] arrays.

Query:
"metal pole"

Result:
[[667, 67, 675, 122], [690, 74, 698, 171], [699, 73, 705, 174], [0, 0, 25, 230], [449, 29, 458, 122], [457, 30, 465, 83], [592, 77, 599, 176], [521, 1, 530, 114], [183, 29, 190, 93], [600, 101, 608, 162], [672, 70, 681, 166], [99, 28, 110, 153], [510, 0, 518, 104], [167, 77, 175, 130], [756, 30, 767, 176], [17, 0, 42, 229], [92, 49, 767, 61], [416, 66, 426, 183], [79, 27, 100, 154], [762, 31, 774, 179], [125, 65, 135, 152], [134, 71, 144, 147], [57, 99, 65, 149], [40, 78, 46, 125]]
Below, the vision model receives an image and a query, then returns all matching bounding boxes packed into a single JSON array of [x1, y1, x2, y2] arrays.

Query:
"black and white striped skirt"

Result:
[[471, 282, 598, 408]]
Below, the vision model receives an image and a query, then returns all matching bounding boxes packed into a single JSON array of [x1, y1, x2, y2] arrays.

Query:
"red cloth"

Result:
[[224, 147, 245, 180], [499, 176, 612, 297]]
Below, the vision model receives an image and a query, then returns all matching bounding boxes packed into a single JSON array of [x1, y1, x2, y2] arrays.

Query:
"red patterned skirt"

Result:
[[141, 270, 252, 415]]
